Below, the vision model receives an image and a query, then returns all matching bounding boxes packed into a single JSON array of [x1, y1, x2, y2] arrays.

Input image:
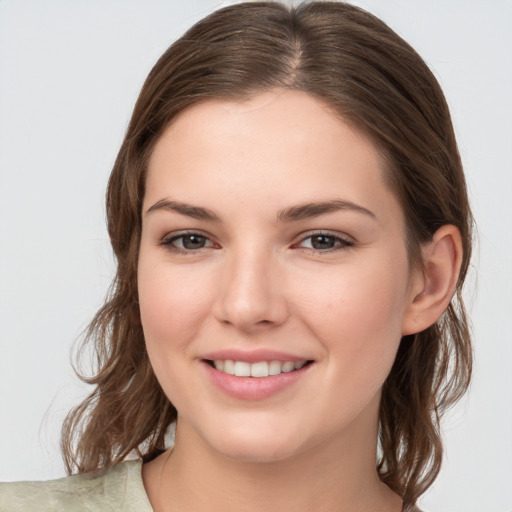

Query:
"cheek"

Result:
[[137, 257, 213, 356], [297, 256, 409, 382], [137, 256, 217, 410]]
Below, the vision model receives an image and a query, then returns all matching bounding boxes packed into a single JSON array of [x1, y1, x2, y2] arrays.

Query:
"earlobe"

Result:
[[402, 225, 463, 335]]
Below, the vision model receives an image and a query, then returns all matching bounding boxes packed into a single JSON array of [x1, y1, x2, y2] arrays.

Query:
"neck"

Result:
[[142, 397, 402, 512]]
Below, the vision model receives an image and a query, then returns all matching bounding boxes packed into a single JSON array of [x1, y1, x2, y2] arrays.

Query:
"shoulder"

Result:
[[0, 459, 153, 512]]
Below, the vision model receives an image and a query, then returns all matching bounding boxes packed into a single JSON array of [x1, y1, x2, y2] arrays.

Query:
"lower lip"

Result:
[[202, 361, 311, 401]]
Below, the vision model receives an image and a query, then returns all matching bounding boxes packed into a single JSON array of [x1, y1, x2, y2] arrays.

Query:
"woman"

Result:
[[0, 2, 472, 511]]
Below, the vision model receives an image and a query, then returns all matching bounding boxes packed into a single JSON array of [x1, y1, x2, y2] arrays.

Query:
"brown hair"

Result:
[[62, 1, 473, 506]]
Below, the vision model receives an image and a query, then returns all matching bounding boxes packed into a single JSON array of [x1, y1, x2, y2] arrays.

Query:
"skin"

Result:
[[137, 89, 462, 512]]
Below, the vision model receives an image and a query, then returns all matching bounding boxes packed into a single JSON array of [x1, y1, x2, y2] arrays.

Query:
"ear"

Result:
[[402, 225, 463, 336]]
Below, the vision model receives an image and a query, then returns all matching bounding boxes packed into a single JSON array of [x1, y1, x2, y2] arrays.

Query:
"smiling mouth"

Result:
[[205, 359, 313, 378]]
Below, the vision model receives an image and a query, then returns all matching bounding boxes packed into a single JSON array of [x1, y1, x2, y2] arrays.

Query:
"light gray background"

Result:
[[0, 1, 511, 511]]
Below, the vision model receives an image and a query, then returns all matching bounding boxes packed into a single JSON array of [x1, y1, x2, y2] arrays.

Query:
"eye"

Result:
[[161, 232, 214, 253], [297, 232, 353, 252]]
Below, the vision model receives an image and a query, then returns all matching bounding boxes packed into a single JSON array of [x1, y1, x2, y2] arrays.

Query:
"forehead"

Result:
[[150, 90, 379, 167], [145, 89, 402, 228]]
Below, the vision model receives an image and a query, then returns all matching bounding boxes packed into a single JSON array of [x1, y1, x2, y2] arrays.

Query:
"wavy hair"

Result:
[[62, 1, 473, 506]]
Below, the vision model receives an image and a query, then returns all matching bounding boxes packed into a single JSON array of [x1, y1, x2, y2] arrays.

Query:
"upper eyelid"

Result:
[[162, 229, 214, 241], [160, 230, 353, 249], [160, 229, 350, 239], [296, 229, 353, 241]]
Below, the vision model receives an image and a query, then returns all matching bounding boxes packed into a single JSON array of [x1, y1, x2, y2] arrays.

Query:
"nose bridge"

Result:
[[214, 239, 288, 331]]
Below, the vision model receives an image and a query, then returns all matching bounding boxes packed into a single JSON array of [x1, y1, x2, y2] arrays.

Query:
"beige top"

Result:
[[0, 460, 153, 512], [0, 459, 423, 511]]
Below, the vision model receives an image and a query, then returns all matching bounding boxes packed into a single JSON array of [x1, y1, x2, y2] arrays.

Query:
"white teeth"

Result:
[[268, 360, 282, 376], [250, 361, 269, 377], [234, 361, 251, 377], [223, 360, 235, 375], [281, 361, 295, 373], [212, 359, 308, 377]]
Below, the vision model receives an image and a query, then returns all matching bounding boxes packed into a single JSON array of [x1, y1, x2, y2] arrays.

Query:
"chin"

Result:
[[213, 435, 302, 464], [191, 414, 310, 464]]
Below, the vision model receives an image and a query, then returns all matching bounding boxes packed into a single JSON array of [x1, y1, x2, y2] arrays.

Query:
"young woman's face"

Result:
[[138, 89, 421, 462]]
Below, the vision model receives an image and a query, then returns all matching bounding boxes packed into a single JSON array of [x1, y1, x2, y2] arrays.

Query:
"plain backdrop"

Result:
[[0, 1, 511, 511]]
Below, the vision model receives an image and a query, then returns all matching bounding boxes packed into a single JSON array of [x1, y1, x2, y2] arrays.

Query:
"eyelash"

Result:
[[159, 230, 354, 255], [297, 232, 354, 253], [160, 231, 216, 255]]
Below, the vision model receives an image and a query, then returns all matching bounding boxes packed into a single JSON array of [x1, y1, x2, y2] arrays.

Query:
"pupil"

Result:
[[183, 235, 205, 249], [312, 235, 334, 250]]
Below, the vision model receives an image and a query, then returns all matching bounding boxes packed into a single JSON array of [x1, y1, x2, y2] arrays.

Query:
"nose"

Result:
[[212, 243, 289, 333]]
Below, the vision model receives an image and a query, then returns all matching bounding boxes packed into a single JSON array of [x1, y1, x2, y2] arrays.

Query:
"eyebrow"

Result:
[[146, 199, 220, 221], [145, 198, 376, 222], [277, 199, 376, 222]]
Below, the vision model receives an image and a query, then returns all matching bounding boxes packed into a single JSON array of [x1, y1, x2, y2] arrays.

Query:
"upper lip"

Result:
[[201, 349, 312, 364]]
